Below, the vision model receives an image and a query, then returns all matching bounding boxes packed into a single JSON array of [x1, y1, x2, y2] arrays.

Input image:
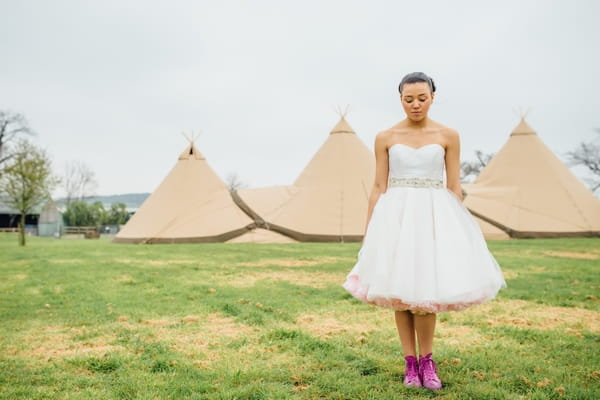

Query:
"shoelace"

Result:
[[420, 358, 440, 382], [406, 361, 418, 377]]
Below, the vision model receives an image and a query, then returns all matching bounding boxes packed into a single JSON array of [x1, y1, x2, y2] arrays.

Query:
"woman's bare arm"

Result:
[[444, 129, 463, 201], [364, 133, 390, 234]]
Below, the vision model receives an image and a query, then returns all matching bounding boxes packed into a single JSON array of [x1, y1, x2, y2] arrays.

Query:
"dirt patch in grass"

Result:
[[147, 260, 197, 266], [458, 299, 599, 334], [222, 270, 343, 288], [295, 308, 393, 340], [16, 325, 122, 361], [113, 274, 135, 283], [141, 319, 172, 326], [48, 259, 80, 264], [297, 313, 363, 338], [138, 314, 248, 329], [17, 319, 255, 363], [436, 324, 485, 347], [526, 265, 546, 271], [543, 251, 599, 260], [117, 313, 255, 361], [148, 313, 256, 364], [197, 313, 254, 337], [9, 260, 31, 267], [12, 273, 27, 280], [113, 258, 197, 266], [232, 256, 351, 268], [294, 299, 597, 346], [113, 258, 139, 265], [182, 315, 201, 323], [295, 309, 487, 347], [502, 270, 519, 279]]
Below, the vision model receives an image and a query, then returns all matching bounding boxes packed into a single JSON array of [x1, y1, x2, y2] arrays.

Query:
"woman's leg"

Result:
[[394, 310, 416, 356], [413, 313, 436, 356], [414, 313, 442, 390]]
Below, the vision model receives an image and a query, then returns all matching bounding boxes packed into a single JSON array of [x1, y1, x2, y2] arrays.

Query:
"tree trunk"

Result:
[[19, 212, 26, 246]]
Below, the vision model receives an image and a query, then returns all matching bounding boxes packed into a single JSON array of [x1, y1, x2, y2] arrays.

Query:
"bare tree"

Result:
[[0, 139, 59, 246], [0, 110, 34, 168], [62, 160, 98, 204], [566, 128, 600, 193], [461, 150, 494, 183], [225, 172, 247, 192]]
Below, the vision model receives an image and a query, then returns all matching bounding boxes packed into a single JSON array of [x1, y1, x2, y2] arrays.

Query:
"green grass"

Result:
[[0, 233, 599, 399]]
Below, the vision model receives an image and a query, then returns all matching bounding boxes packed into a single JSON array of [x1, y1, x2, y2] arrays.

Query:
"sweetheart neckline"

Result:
[[389, 143, 445, 152]]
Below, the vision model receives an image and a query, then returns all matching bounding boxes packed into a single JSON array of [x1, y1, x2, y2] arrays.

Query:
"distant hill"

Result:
[[56, 193, 150, 211]]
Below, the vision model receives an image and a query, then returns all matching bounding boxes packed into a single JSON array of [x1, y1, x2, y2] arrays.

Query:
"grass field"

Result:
[[0, 234, 599, 400]]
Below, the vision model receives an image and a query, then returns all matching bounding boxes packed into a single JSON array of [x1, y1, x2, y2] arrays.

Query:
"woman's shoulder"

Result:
[[375, 122, 410, 140], [428, 119, 457, 132], [374, 120, 460, 143], [374, 127, 396, 142], [429, 120, 460, 140]]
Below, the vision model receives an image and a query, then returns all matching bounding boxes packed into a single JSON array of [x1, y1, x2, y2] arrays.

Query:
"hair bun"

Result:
[[398, 72, 436, 94]]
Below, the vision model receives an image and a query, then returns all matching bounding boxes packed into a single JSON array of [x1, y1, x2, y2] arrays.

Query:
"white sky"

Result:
[[1, 0, 598, 196]]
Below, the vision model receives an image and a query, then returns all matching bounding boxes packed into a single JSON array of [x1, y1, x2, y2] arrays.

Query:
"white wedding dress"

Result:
[[343, 143, 506, 313]]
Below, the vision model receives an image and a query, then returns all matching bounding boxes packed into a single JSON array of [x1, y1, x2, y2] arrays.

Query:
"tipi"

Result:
[[234, 117, 375, 242], [114, 142, 256, 243], [463, 118, 600, 238]]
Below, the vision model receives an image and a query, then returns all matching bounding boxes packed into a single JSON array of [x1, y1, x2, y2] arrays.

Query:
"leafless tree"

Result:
[[225, 172, 247, 192], [62, 160, 98, 204], [460, 150, 494, 183], [0, 110, 34, 168], [566, 128, 600, 193]]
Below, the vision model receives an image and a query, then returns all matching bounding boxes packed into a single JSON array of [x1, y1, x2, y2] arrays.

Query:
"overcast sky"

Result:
[[1, 0, 598, 196]]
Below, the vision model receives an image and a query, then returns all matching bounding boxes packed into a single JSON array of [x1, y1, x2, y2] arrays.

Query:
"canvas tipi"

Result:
[[234, 117, 375, 241], [114, 142, 256, 243], [463, 118, 600, 238]]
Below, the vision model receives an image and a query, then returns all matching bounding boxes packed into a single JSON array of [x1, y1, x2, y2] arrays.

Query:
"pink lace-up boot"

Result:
[[403, 355, 422, 388], [419, 353, 442, 390]]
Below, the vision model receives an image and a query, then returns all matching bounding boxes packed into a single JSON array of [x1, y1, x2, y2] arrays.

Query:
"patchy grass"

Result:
[[543, 250, 599, 260], [218, 270, 343, 288], [0, 233, 599, 399]]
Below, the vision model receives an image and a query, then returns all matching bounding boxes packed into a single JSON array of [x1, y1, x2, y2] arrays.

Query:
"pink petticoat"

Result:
[[342, 274, 497, 314]]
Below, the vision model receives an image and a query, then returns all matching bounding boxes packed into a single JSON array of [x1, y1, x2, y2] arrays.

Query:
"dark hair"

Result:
[[398, 72, 436, 94]]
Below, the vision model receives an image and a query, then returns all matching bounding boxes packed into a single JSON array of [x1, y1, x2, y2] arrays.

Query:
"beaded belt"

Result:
[[388, 176, 443, 188]]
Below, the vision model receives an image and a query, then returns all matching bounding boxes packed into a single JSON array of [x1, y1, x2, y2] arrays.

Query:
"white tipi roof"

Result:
[[464, 118, 600, 238], [114, 143, 255, 243], [234, 117, 375, 241]]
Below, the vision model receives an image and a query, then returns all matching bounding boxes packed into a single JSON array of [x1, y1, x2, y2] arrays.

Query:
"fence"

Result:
[[64, 226, 99, 238], [1, 226, 119, 237], [64, 226, 96, 234], [0, 226, 38, 235]]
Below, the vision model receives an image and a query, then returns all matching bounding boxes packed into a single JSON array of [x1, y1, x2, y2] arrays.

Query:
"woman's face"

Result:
[[400, 82, 434, 122]]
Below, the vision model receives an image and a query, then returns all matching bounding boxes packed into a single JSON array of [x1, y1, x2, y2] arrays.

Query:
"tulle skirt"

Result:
[[342, 186, 506, 313]]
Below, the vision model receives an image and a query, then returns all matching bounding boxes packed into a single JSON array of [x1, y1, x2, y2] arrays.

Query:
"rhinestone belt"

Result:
[[388, 176, 443, 188]]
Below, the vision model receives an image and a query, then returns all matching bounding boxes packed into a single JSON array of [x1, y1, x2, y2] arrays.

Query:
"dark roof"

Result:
[[0, 197, 44, 214]]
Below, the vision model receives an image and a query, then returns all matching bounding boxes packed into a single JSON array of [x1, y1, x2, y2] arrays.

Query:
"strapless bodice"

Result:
[[387, 143, 445, 181]]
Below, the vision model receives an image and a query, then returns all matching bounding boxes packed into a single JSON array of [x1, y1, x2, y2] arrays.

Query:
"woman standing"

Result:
[[343, 72, 506, 391]]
